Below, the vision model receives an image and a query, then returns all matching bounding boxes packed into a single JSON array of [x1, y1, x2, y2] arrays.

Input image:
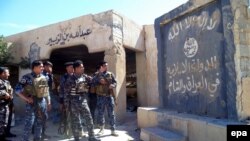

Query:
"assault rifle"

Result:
[[58, 100, 72, 138]]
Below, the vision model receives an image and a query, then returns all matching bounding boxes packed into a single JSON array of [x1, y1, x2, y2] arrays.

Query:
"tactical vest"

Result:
[[89, 72, 98, 93], [95, 72, 112, 95], [24, 74, 49, 98], [0, 80, 11, 103], [89, 86, 96, 93], [1, 80, 13, 95], [70, 76, 89, 95]]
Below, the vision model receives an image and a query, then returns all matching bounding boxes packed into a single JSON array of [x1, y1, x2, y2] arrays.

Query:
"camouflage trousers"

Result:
[[0, 104, 9, 136], [22, 98, 47, 141], [96, 95, 116, 131], [88, 93, 97, 123], [49, 92, 60, 123], [65, 95, 95, 139]]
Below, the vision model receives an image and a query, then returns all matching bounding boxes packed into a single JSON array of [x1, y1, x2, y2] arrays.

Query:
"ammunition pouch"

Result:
[[76, 82, 89, 93], [33, 77, 49, 98], [34, 85, 49, 98], [24, 85, 34, 96], [96, 85, 111, 96], [89, 86, 96, 93]]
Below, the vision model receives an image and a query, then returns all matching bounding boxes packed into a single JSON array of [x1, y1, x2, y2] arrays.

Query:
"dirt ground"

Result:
[[7, 111, 140, 141]]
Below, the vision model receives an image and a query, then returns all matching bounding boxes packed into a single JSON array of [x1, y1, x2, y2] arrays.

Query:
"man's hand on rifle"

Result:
[[100, 78, 107, 85], [26, 97, 33, 104], [8, 89, 13, 99], [4, 93, 11, 100]]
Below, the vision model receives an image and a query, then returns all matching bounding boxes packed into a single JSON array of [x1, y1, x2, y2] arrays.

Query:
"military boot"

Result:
[[79, 127, 87, 138], [111, 130, 119, 136], [97, 126, 104, 135], [89, 136, 101, 141], [80, 130, 87, 137]]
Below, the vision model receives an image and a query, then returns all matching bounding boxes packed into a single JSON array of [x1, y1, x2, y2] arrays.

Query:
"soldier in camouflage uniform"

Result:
[[95, 61, 118, 136], [88, 66, 99, 125], [59, 61, 74, 136], [15, 60, 51, 141], [59, 62, 74, 109], [63, 60, 100, 141], [0, 67, 13, 141], [4, 70, 16, 138], [59, 62, 87, 137], [43, 61, 60, 125]]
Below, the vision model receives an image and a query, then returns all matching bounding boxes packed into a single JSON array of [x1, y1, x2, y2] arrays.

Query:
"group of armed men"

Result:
[[0, 59, 119, 141]]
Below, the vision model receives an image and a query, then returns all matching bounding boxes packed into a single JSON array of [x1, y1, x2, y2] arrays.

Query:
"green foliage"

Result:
[[0, 35, 13, 65]]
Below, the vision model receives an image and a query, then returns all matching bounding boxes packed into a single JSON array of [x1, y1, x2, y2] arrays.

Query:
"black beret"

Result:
[[73, 60, 83, 68], [98, 60, 107, 67], [0, 67, 5, 74], [0, 67, 8, 74], [64, 62, 74, 67], [44, 61, 53, 66]]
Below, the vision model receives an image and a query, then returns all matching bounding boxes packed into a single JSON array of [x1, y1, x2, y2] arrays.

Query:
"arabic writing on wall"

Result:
[[167, 56, 218, 78], [168, 10, 219, 42], [167, 56, 220, 94], [168, 73, 220, 94], [46, 23, 92, 46]]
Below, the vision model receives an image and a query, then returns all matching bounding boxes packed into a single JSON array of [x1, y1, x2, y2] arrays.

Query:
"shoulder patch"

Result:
[[20, 78, 27, 84]]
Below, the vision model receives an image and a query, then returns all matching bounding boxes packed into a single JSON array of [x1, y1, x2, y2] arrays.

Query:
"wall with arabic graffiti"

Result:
[[155, 0, 237, 119], [5, 10, 144, 64]]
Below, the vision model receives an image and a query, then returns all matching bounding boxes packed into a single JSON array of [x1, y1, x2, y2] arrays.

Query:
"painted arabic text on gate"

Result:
[[165, 8, 221, 96]]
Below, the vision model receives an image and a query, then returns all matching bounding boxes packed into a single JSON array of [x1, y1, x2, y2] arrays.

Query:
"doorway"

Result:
[[50, 45, 104, 76], [125, 48, 137, 112]]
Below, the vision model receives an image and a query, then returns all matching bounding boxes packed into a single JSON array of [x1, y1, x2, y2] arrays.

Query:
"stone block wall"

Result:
[[231, 0, 250, 120], [136, 25, 159, 107]]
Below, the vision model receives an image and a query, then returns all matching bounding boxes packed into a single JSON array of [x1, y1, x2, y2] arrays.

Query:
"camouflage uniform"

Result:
[[64, 74, 99, 141], [0, 79, 11, 138], [43, 71, 60, 123], [59, 73, 70, 105], [88, 72, 98, 124], [95, 71, 117, 132], [15, 72, 50, 141]]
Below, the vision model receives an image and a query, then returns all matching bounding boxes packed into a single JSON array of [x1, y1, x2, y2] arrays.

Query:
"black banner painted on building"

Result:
[[155, 1, 229, 118]]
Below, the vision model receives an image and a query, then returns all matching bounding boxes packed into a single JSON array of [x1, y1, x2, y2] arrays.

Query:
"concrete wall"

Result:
[[7, 11, 114, 63], [121, 12, 145, 52], [190, 0, 250, 122], [144, 25, 159, 107], [136, 52, 147, 106], [136, 25, 159, 107], [154, 0, 250, 120], [6, 10, 144, 63], [155, 0, 230, 118], [138, 107, 244, 141], [231, 0, 250, 120]]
